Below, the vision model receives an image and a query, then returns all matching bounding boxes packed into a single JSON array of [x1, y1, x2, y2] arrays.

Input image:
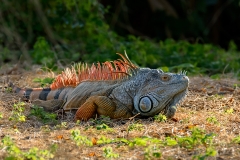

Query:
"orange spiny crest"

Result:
[[50, 53, 138, 89]]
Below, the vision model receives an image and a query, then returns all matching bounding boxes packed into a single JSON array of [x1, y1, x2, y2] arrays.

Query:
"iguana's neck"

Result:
[[110, 78, 138, 111]]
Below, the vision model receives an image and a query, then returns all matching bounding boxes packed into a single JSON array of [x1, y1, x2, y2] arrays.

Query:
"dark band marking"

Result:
[[39, 88, 51, 100], [54, 88, 63, 99], [24, 89, 33, 99], [15, 87, 21, 93], [61, 90, 68, 100]]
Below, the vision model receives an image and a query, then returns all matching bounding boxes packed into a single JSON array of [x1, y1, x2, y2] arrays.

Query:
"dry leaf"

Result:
[[89, 152, 96, 157], [56, 135, 63, 140], [185, 124, 197, 129], [92, 137, 97, 145], [220, 87, 234, 92], [201, 88, 207, 93], [171, 117, 179, 122], [228, 98, 234, 103]]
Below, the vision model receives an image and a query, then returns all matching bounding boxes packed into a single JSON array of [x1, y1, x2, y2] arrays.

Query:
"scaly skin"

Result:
[[10, 54, 189, 121]]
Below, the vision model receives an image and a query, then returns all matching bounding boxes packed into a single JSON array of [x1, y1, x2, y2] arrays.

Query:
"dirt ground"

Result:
[[0, 66, 240, 160]]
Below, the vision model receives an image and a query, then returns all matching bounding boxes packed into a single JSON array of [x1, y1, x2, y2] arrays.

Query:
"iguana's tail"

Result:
[[9, 82, 73, 101]]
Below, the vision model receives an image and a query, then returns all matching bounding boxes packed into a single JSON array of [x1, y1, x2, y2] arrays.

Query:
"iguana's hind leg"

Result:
[[74, 96, 132, 121], [32, 99, 64, 112]]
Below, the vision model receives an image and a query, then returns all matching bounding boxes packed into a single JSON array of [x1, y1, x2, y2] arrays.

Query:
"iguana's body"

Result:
[[10, 53, 189, 121]]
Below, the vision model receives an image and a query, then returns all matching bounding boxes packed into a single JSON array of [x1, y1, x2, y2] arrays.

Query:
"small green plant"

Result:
[[23, 147, 55, 160], [33, 77, 55, 87], [154, 113, 167, 122], [98, 136, 164, 149], [9, 102, 26, 123], [177, 127, 215, 149], [1, 136, 55, 159], [90, 115, 111, 125], [0, 112, 3, 119], [5, 86, 13, 93], [206, 116, 219, 125], [75, 120, 81, 125], [232, 136, 240, 144], [233, 84, 238, 88], [144, 145, 162, 159], [97, 136, 112, 145], [128, 137, 150, 147], [103, 147, 119, 158], [30, 105, 57, 124], [1, 136, 21, 157], [164, 137, 178, 146], [225, 108, 234, 114], [96, 123, 113, 131], [55, 122, 68, 129], [89, 116, 114, 132], [127, 122, 144, 131], [70, 129, 93, 146], [193, 147, 217, 160], [210, 74, 221, 80]]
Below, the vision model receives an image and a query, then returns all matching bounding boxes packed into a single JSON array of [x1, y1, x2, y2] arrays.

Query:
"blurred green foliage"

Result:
[[32, 37, 57, 70], [102, 0, 240, 49], [0, 0, 239, 77]]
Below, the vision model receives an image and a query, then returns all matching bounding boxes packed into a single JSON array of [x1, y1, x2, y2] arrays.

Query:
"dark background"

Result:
[[100, 0, 240, 49]]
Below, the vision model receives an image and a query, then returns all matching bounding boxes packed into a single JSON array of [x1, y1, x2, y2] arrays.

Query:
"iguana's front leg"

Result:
[[165, 106, 177, 118], [74, 96, 132, 121]]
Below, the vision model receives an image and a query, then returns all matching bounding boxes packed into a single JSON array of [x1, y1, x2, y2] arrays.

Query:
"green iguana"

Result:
[[9, 53, 189, 121]]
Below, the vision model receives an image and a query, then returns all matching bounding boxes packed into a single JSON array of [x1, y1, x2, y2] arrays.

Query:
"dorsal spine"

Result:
[[50, 53, 138, 89]]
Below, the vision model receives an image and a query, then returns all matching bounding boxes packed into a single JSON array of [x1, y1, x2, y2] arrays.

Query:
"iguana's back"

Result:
[[63, 80, 122, 110]]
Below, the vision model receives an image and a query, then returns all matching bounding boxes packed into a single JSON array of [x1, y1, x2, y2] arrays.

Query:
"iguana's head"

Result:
[[131, 68, 189, 118]]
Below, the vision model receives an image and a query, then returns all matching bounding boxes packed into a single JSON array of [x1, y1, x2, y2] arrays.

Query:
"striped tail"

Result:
[[9, 82, 73, 101]]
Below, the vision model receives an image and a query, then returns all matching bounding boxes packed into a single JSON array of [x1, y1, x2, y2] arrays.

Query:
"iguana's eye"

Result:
[[161, 75, 170, 81], [139, 96, 153, 113]]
